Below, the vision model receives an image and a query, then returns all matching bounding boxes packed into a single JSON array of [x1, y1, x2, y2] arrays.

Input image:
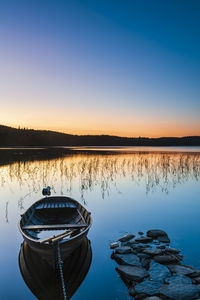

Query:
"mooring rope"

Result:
[[57, 241, 68, 300]]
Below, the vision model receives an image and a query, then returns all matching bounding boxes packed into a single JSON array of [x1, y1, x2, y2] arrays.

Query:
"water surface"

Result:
[[0, 148, 200, 299]]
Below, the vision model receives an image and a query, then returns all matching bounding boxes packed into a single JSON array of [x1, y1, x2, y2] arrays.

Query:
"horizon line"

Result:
[[1, 123, 200, 140]]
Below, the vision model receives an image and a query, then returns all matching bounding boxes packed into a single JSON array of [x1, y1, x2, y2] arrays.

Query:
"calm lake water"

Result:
[[0, 147, 200, 299]]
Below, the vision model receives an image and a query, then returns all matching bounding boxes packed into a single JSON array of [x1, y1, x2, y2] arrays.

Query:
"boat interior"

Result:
[[21, 197, 90, 243]]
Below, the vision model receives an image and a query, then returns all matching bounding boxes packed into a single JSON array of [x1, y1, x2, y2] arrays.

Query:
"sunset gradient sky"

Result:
[[0, 0, 199, 137]]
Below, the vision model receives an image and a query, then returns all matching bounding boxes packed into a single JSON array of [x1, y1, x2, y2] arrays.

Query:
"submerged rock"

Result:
[[112, 253, 141, 267], [116, 265, 148, 282], [160, 282, 200, 299], [134, 280, 161, 296], [118, 234, 135, 242], [149, 260, 171, 282]]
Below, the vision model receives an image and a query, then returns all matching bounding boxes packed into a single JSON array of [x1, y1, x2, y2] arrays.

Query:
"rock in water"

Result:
[[167, 264, 200, 277], [149, 261, 171, 282], [147, 229, 168, 238], [118, 234, 135, 242], [116, 265, 148, 282], [154, 254, 180, 264], [143, 297, 162, 300], [112, 253, 142, 267], [114, 246, 132, 254], [160, 282, 200, 299], [110, 242, 119, 249], [157, 235, 170, 243], [143, 249, 163, 256], [165, 274, 192, 285], [165, 247, 181, 254], [135, 236, 153, 243], [134, 280, 161, 295]]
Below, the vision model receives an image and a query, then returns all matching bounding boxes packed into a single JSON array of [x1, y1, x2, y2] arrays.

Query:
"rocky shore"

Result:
[[110, 230, 200, 299]]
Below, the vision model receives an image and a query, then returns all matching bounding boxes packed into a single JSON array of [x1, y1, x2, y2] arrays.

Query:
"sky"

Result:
[[0, 0, 199, 137]]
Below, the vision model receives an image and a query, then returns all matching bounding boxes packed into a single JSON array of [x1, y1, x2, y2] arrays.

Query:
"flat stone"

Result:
[[157, 235, 170, 243], [112, 253, 141, 267], [160, 282, 200, 299], [118, 234, 135, 242], [132, 244, 151, 251], [156, 245, 165, 249], [149, 260, 171, 282], [167, 264, 200, 276], [192, 276, 200, 284], [114, 246, 132, 254], [110, 242, 119, 249], [146, 229, 168, 238], [135, 236, 153, 243], [165, 274, 192, 285], [134, 280, 161, 295], [154, 254, 179, 264], [138, 232, 144, 235], [116, 265, 148, 282], [165, 247, 181, 254], [144, 297, 162, 300], [143, 249, 163, 256]]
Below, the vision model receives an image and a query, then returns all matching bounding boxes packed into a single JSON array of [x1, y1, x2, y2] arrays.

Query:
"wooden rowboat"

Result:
[[18, 196, 92, 263], [19, 238, 92, 299]]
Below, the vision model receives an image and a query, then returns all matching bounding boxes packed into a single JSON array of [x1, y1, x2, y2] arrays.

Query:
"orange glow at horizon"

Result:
[[1, 103, 199, 138]]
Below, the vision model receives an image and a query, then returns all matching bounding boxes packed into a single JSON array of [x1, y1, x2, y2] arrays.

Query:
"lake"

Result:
[[0, 147, 200, 299]]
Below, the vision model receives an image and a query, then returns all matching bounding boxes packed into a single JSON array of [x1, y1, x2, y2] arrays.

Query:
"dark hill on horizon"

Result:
[[0, 125, 200, 147]]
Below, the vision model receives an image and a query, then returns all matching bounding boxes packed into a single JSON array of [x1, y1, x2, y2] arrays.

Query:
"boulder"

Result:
[[116, 265, 148, 282]]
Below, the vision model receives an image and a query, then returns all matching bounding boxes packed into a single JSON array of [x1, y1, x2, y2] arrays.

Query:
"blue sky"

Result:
[[0, 0, 199, 136]]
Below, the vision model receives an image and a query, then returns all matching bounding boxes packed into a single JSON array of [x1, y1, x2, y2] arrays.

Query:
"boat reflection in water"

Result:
[[19, 238, 92, 299]]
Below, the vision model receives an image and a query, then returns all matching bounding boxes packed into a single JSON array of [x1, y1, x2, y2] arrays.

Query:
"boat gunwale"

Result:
[[18, 196, 92, 246]]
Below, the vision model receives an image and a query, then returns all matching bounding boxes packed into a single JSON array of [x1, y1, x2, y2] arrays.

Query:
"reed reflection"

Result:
[[19, 238, 92, 300], [0, 152, 200, 208]]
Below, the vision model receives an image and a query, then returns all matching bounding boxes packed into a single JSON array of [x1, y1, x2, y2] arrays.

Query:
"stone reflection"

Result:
[[0, 152, 200, 204]]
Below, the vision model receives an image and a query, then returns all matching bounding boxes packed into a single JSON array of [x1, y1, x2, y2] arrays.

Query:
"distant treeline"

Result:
[[0, 125, 200, 147]]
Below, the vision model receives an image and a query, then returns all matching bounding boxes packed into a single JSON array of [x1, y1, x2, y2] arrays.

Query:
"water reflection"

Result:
[[0, 152, 200, 219], [19, 238, 92, 300]]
